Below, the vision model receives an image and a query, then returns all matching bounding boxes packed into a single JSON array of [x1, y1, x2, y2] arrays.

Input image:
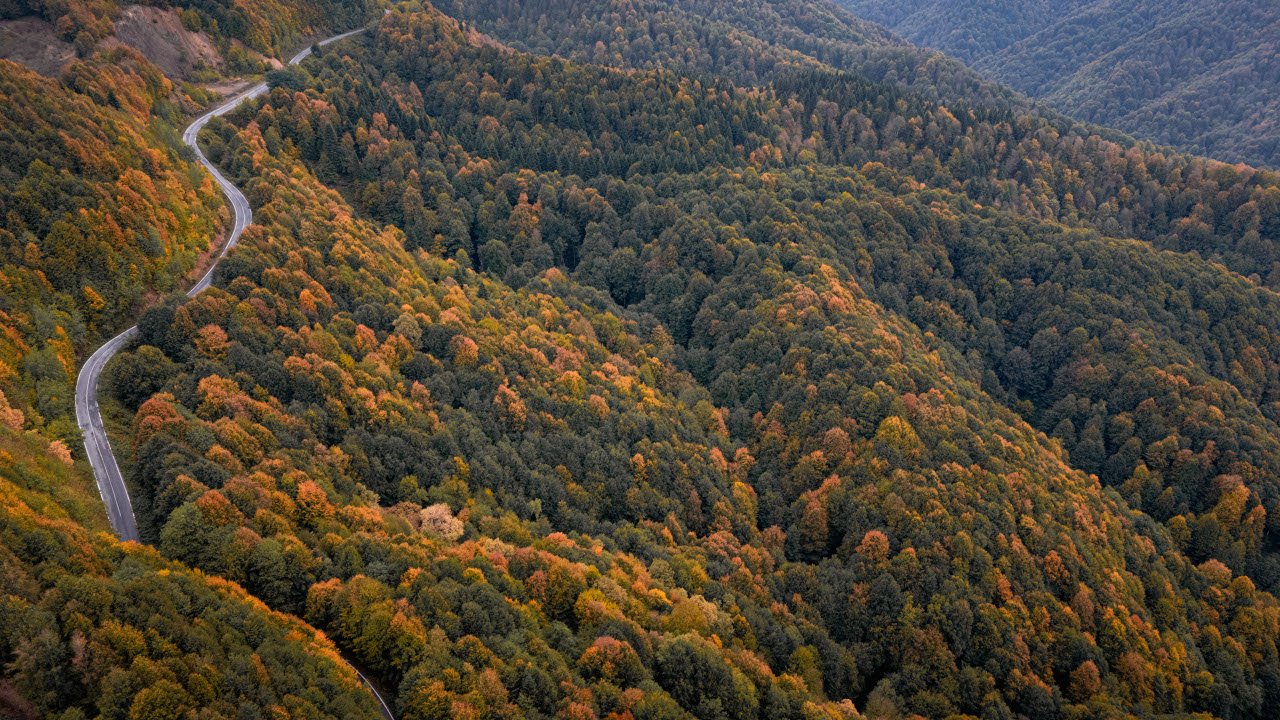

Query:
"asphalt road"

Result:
[[77, 23, 370, 541], [346, 656, 397, 720], [73, 22, 395, 720], [74, 324, 141, 541]]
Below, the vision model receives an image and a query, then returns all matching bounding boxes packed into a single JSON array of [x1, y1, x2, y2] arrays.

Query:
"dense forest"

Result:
[[0, 433, 385, 719], [0, 1, 390, 718], [4, 0, 1280, 718], [432, 0, 1280, 576], [840, 0, 1280, 167], [0, 0, 374, 60], [0, 50, 224, 444]]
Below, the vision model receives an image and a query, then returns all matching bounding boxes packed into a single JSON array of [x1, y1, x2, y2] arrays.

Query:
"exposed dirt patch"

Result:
[[0, 17, 75, 76], [0, 5, 222, 79], [0, 678, 38, 720], [105, 5, 221, 79], [202, 77, 257, 98]]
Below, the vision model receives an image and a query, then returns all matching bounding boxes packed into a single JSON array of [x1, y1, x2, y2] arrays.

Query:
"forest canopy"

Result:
[[3, 1, 1280, 719]]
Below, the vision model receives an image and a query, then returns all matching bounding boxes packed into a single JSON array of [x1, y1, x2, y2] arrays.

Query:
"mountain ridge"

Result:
[[840, 0, 1280, 166]]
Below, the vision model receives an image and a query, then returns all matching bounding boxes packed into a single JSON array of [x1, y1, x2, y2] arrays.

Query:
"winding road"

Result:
[[74, 22, 395, 720]]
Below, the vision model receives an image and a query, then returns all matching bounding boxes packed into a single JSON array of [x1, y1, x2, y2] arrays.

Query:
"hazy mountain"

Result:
[[841, 0, 1280, 166]]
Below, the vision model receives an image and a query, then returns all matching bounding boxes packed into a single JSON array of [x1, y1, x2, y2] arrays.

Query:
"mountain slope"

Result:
[[0, 426, 385, 719], [0, 1, 392, 716], [837, 0, 1087, 64], [442, 0, 1280, 281], [840, 0, 1280, 166], [434, 0, 1023, 115], [5, 0, 1280, 718], [86, 4, 1280, 717], [436, 0, 1280, 589]]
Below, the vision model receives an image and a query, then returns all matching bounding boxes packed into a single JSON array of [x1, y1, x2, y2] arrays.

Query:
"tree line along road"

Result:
[[73, 19, 396, 720]]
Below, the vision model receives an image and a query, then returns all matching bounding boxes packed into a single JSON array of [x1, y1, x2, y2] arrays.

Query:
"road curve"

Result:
[[74, 21, 395, 720], [77, 23, 370, 541], [346, 656, 397, 720]]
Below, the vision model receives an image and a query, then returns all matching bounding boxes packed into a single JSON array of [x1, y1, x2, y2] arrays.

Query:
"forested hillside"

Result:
[[433, 0, 1023, 120], [0, 0, 374, 63], [0, 1, 388, 717], [78, 1, 1280, 716], [0, 430, 384, 719], [5, 0, 1280, 718], [0, 51, 229, 447], [0, 0, 379, 438], [840, 0, 1280, 166], [437, 0, 1280, 580]]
